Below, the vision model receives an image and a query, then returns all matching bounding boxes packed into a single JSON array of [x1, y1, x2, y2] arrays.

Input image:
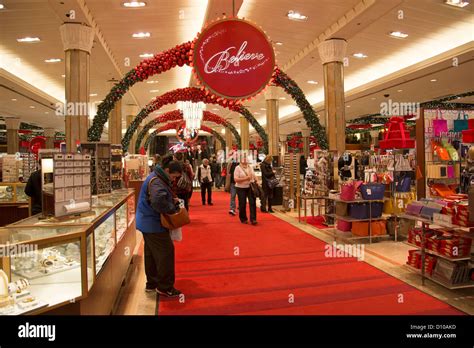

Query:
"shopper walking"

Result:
[[260, 155, 276, 213], [173, 152, 194, 211], [136, 155, 183, 297], [210, 156, 221, 189], [225, 156, 239, 216], [234, 156, 257, 225], [196, 158, 213, 205]]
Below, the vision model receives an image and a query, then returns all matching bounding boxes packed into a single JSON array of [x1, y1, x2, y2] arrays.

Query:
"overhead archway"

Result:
[[88, 42, 328, 151], [135, 109, 240, 153], [144, 122, 225, 152]]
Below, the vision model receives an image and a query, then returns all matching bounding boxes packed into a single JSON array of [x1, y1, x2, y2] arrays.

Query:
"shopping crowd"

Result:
[[136, 150, 279, 298]]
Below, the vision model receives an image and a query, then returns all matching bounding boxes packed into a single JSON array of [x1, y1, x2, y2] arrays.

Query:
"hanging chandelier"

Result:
[[177, 101, 206, 131]]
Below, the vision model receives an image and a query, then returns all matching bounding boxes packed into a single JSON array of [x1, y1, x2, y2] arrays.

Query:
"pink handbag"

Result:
[[337, 219, 352, 232], [340, 183, 356, 201], [433, 110, 448, 136]]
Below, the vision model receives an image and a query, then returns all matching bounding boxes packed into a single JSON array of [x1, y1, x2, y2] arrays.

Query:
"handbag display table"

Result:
[[296, 194, 327, 224]]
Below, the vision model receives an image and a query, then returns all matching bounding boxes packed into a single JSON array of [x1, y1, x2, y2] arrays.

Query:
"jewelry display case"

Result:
[[0, 189, 136, 315], [0, 183, 30, 227], [0, 183, 27, 204]]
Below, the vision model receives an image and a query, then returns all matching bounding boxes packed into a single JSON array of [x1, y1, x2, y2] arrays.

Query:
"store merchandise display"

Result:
[[282, 153, 300, 211], [115, 203, 127, 241], [81, 143, 112, 195], [110, 145, 123, 190], [20, 153, 37, 182], [12, 244, 80, 280], [1, 155, 22, 183], [94, 214, 115, 274], [124, 155, 149, 181], [42, 153, 92, 217]]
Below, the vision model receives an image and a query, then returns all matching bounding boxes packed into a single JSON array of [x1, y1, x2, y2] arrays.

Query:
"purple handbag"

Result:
[[360, 183, 385, 200], [406, 202, 423, 216]]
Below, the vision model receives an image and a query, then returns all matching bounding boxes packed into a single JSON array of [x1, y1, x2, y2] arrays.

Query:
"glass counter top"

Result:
[[9, 207, 109, 227], [0, 224, 85, 245], [91, 189, 134, 209]]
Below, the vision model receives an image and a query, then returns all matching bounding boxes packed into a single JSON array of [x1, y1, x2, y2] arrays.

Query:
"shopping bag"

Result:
[[433, 110, 448, 136], [454, 112, 469, 133], [170, 228, 183, 242]]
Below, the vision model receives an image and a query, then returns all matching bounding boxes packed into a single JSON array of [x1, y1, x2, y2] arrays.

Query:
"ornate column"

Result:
[[108, 79, 122, 145], [301, 128, 311, 158], [240, 116, 249, 151], [60, 23, 94, 152], [125, 105, 139, 154], [225, 127, 233, 152], [44, 128, 56, 149], [5, 118, 21, 154], [318, 39, 347, 154], [265, 86, 279, 156]]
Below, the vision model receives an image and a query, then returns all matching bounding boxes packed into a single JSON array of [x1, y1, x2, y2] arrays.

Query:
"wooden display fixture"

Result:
[[81, 143, 112, 195]]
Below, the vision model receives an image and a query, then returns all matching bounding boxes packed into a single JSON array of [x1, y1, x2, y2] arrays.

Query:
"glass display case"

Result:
[[115, 203, 127, 241], [0, 189, 136, 315], [127, 194, 135, 227], [0, 184, 14, 203], [15, 183, 28, 203], [94, 213, 115, 274], [0, 225, 84, 315]]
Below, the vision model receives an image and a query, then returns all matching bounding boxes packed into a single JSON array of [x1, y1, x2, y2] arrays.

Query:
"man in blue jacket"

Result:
[[136, 155, 183, 297]]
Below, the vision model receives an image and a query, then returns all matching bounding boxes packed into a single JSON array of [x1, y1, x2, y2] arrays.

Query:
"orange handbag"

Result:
[[352, 221, 387, 236], [431, 141, 450, 161]]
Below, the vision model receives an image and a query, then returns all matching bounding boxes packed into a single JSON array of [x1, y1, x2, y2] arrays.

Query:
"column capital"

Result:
[[279, 134, 288, 142], [264, 86, 280, 100], [44, 128, 57, 137], [317, 39, 347, 64], [4, 118, 21, 130], [60, 23, 94, 53]]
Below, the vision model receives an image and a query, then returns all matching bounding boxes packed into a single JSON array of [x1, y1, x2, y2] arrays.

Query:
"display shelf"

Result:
[[399, 213, 472, 235], [328, 197, 387, 204], [405, 264, 474, 290], [404, 242, 472, 262], [333, 229, 389, 240], [326, 213, 389, 222]]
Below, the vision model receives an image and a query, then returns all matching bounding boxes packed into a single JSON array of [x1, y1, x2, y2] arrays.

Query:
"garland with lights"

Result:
[[123, 87, 256, 153], [272, 68, 328, 150], [420, 90, 474, 110], [135, 110, 241, 153]]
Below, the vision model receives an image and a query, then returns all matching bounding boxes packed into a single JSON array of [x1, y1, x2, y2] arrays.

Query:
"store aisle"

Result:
[[149, 192, 462, 315]]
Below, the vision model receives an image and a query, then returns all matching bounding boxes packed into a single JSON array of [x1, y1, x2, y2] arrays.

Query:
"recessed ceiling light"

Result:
[[212, 108, 219, 111], [307, 80, 318, 85], [89, 93, 98, 97], [132, 32, 151, 38], [0, 4, 5, 9], [61, 74, 65, 78], [346, 105, 351, 108], [11, 98, 17, 101], [146, 80, 159, 84], [275, 41, 283, 46], [430, 79, 437, 82], [123, 1, 146, 7], [279, 97, 286, 100], [389, 31, 408, 39], [371, 97, 376, 100], [353, 53, 368, 58], [17, 37, 41, 43], [260, 108, 266, 111], [44, 58, 62, 63], [44, 112, 49, 114], [287, 10, 308, 21], [397, 89, 403, 92], [149, 89, 159, 93], [140, 53, 154, 58], [445, 0, 470, 8], [29, 106, 35, 109]]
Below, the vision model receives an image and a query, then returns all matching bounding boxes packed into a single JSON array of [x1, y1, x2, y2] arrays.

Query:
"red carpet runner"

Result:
[[158, 192, 462, 315]]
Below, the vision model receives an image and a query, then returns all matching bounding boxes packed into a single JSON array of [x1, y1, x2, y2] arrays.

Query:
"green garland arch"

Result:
[[135, 109, 241, 153]]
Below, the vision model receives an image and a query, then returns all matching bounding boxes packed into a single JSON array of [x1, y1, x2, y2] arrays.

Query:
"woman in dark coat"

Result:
[[260, 155, 276, 213]]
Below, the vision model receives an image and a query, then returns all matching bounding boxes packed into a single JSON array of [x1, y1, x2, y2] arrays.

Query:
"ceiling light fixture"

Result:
[[260, 108, 266, 111], [45, 112, 49, 114], [287, 10, 308, 21], [89, 93, 98, 97], [0, 4, 5, 9], [123, 1, 146, 7], [307, 80, 318, 85], [445, 0, 470, 8], [146, 80, 159, 84], [132, 32, 151, 38], [177, 101, 206, 131], [212, 108, 219, 111], [275, 41, 283, 46], [44, 58, 62, 63], [140, 53, 154, 58], [430, 79, 437, 82], [389, 31, 408, 39], [353, 53, 368, 58], [346, 105, 351, 108], [279, 97, 286, 100], [29, 106, 35, 109], [61, 74, 65, 78], [397, 89, 403, 92], [11, 98, 17, 101], [17, 37, 41, 43], [149, 89, 159, 93]]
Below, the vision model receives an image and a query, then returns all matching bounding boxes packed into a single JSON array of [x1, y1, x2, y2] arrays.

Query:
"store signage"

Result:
[[193, 18, 275, 100]]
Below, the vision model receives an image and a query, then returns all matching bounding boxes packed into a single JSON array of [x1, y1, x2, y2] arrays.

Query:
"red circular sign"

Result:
[[193, 18, 275, 100]]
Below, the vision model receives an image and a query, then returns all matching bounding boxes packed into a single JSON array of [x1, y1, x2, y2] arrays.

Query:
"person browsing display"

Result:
[[233, 156, 258, 225]]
